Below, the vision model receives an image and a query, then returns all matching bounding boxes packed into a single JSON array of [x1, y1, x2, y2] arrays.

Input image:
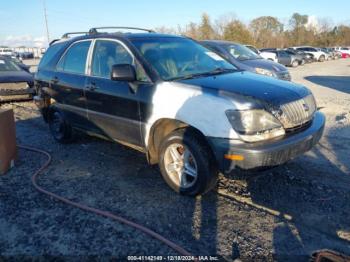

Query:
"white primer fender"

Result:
[[143, 81, 254, 146]]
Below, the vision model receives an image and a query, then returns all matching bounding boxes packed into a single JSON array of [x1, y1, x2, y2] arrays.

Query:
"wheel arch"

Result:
[[146, 118, 214, 165]]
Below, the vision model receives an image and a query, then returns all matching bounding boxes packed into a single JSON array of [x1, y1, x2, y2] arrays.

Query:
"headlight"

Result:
[[226, 109, 285, 142], [255, 68, 277, 78]]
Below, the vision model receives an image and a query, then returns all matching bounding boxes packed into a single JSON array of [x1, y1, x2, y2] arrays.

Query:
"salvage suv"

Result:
[[35, 27, 325, 196]]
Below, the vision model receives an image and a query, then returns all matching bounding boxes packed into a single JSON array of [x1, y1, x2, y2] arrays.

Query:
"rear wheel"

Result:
[[319, 55, 325, 62], [158, 129, 218, 196], [48, 108, 73, 143], [292, 60, 299, 67]]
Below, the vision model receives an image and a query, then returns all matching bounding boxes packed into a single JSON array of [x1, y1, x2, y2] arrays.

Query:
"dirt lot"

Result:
[[0, 59, 349, 261]]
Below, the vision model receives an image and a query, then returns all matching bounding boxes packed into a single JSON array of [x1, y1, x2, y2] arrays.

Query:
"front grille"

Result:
[[0, 82, 28, 90], [278, 94, 317, 129], [0, 82, 32, 96]]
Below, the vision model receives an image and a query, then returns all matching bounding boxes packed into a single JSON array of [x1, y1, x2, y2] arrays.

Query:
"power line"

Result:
[[42, 0, 50, 44]]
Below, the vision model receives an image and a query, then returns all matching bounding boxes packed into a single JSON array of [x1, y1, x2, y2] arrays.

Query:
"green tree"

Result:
[[336, 25, 350, 45], [198, 13, 216, 40], [249, 16, 284, 47], [223, 20, 253, 44], [289, 13, 308, 29], [288, 13, 309, 45]]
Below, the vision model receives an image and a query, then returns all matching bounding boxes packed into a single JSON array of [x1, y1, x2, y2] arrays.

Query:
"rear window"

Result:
[[38, 42, 65, 69], [57, 40, 91, 74]]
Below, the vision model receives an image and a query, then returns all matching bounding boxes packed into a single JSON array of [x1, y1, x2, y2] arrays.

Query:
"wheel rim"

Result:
[[51, 112, 64, 140], [163, 143, 198, 189]]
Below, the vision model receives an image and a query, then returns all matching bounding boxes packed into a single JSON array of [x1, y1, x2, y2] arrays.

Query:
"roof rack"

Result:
[[49, 39, 60, 46], [61, 32, 89, 38], [88, 27, 155, 34]]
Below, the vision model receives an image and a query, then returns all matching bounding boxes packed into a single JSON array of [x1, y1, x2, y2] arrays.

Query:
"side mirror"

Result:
[[111, 64, 136, 82]]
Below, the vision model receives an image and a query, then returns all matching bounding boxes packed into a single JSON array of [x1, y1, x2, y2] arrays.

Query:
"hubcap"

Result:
[[163, 143, 198, 189]]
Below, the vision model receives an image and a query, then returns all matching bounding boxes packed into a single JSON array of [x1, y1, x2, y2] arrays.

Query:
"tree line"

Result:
[[156, 13, 350, 48]]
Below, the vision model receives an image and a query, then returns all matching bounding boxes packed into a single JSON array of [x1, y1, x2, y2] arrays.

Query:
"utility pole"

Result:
[[43, 0, 50, 44]]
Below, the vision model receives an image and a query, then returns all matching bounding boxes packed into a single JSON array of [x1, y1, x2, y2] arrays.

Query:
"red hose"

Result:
[[18, 145, 195, 259]]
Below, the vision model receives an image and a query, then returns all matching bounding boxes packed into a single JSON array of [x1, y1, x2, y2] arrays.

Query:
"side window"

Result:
[[57, 40, 91, 74], [279, 51, 286, 57], [91, 40, 133, 78], [91, 40, 148, 81]]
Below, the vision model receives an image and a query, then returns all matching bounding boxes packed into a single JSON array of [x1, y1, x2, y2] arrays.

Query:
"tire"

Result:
[[48, 108, 73, 143], [300, 59, 305, 66], [158, 129, 218, 196], [292, 60, 299, 67], [319, 55, 325, 62]]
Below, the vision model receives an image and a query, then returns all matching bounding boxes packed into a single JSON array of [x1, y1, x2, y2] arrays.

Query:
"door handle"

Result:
[[50, 76, 59, 84], [86, 82, 99, 91]]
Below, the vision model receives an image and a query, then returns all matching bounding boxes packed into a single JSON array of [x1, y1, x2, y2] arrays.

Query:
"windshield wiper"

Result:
[[168, 68, 237, 81]]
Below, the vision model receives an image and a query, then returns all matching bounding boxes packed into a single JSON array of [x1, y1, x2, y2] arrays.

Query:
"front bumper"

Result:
[[0, 85, 34, 102], [208, 111, 325, 173]]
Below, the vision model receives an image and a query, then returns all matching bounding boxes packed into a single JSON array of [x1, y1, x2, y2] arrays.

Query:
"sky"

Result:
[[1, 0, 349, 47]]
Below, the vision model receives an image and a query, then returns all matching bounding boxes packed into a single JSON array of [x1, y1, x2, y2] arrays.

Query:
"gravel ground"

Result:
[[0, 59, 350, 261]]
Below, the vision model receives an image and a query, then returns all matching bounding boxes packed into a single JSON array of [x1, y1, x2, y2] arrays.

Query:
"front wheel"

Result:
[[319, 55, 325, 62], [292, 60, 299, 67], [158, 129, 218, 196]]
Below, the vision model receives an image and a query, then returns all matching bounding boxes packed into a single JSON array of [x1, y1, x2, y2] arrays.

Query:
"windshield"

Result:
[[0, 58, 21, 72], [225, 44, 262, 61], [131, 37, 236, 80]]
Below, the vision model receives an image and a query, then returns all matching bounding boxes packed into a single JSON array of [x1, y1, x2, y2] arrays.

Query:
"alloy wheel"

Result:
[[163, 143, 198, 189]]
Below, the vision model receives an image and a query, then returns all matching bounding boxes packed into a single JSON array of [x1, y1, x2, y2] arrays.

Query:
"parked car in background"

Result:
[[0, 55, 30, 72], [335, 47, 350, 58], [0, 48, 14, 56], [328, 47, 342, 59], [202, 41, 291, 81], [293, 46, 327, 62], [283, 50, 306, 65], [314, 48, 331, 60], [35, 27, 325, 196], [320, 48, 337, 60], [265, 49, 302, 67], [245, 45, 278, 63], [19, 51, 34, 59], [0, 56, 34, 102], [286, 48, 315, 63]]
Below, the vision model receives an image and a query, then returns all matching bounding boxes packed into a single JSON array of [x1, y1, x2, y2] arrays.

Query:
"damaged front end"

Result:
[[210, 90, 325, 172], [0, 82, 35, 102]]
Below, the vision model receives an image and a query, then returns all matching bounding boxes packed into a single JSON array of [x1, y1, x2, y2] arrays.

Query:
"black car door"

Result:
[[85, 39, 151, 147], [51, 40, 92, 129]]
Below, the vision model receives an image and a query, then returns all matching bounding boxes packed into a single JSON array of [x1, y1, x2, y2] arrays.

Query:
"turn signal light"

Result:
[[224, 154, 244, 161]]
